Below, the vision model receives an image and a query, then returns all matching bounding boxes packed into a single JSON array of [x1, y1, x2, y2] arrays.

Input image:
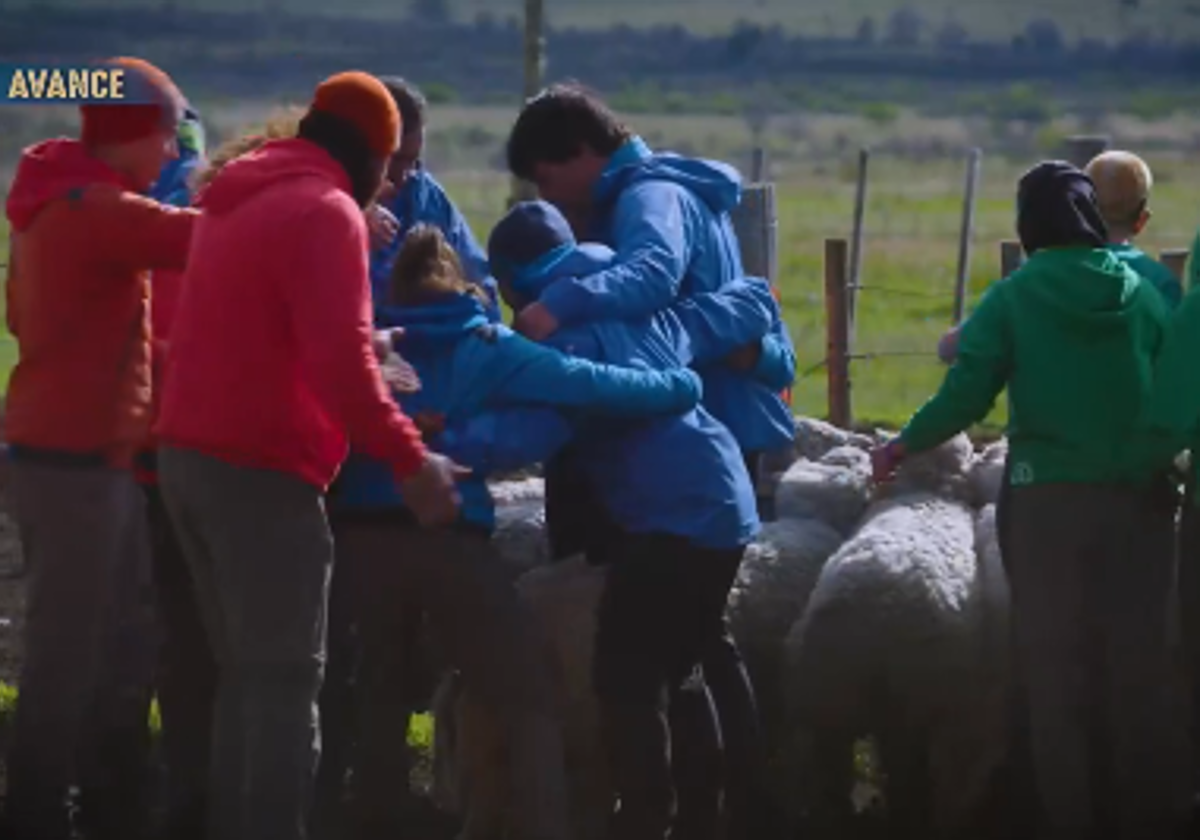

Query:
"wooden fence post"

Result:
[[825, 238, 852, 428], [508, 0, 545, 205], [1063, 135, 1111, 168], [1161, 248, 1189, 282], [952, 148, 982, 324], [847, 148, 870, 339], [1000, 240, 1025, 278], [731, 183, 778, 286], [751, 146, 767, 182]]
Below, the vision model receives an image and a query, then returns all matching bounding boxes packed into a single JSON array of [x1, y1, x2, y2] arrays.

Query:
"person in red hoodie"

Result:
[[1, 57, 197, 840], [154, 71, 465, 840]]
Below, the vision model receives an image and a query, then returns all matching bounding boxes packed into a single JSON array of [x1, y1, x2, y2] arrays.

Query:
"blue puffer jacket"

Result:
[[369, 167, 501, 322], [329, 292, 704, 532], [533, 136, 795, 454]]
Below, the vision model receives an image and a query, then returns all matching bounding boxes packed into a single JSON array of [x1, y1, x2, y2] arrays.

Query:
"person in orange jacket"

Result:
[[1, 56, 198, 840], [154, 72, 466, 840]]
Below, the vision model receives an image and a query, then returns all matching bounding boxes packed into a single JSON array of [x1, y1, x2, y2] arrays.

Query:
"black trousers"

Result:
[[590, 531, 744, 840]]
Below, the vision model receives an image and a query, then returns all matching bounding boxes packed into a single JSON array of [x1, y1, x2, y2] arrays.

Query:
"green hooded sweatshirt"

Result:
[[899, 247, 1168, 486], [1127, 282, 1200, 502], [1110, 243, 1182, 311]]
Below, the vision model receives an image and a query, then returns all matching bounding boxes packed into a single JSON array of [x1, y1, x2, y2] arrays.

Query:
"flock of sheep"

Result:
[[429, 416, 1014, 840]]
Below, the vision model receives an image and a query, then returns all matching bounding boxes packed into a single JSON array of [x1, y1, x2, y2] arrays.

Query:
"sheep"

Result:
[[774, 446, 873, 536], [725, 516, 845, 755], [793, 416, 876, 462], [431, 555, 610, 840], [965, 439, 1008, 509], [781, 433, 1011, 839]]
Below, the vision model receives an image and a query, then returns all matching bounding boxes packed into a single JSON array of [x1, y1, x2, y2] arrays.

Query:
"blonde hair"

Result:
[[390, 224, 490, 307], [191, 106, 304, 190]]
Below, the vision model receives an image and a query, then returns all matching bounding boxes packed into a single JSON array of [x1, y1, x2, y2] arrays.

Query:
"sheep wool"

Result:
[[774, 447, 873, 536], [793, 416, 876, 462], [782, 471, 991, 836], [966, 439, 1009, 509], [431, 556, 610, 840], [726, 516, 845, 746]]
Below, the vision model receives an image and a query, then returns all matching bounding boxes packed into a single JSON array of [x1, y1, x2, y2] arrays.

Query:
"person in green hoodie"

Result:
[[1086, 149, 1183, 309], [873, 161, 1187, 840], [1132, 258, 1200, 812]]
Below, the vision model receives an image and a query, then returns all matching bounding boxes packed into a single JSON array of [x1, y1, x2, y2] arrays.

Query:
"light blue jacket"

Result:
[[369, 167, 502, 322], [329, 292, 703, 531], [534, 136, 796, 453]]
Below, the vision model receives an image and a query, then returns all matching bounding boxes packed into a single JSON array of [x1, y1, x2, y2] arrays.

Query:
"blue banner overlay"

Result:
[[1, 63, 160, 105]]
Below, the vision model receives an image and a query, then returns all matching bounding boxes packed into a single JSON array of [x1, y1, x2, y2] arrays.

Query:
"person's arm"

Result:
[[483, 329, 701, 417], [662, 276, 776, 367], [1136, 287, 1200, 462], [436, 407, 574, 475], [86, 185, 198, 272], [1188, 229, 1200, 294], [6, 236, 19, 337], [749, 323, 797, 392], [536, 181, 694, 326], [281, 196, 428, 479], [898, 284, 1012, 454]]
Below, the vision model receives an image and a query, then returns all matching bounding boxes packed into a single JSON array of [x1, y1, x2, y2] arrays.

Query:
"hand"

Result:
[[372, 327, 404, 362], [726, 341, 763, 372], [381, 352, 422, 394], [937, 326, 961, 365], [870, 438, 907, 484], [411, 410, 447, 441], [399, 452, 472, 528], [514, 301, 559, 341], [366, 203, 400, 250]]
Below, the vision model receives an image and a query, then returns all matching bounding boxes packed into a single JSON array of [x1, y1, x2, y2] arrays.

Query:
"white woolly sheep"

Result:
[[793, 416, 876, 462], [781, 433, 1010, 839], [725, 516, 845, 752], [965, 439, 1008, 509], [431, 555, 609, 840], [774, 447, 873, 536]]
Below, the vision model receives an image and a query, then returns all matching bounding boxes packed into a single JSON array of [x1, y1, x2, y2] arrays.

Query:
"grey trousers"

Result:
[[3, 457, 157, 840], [1006, 481, 1190, 840], [159, 446, 335, 840]]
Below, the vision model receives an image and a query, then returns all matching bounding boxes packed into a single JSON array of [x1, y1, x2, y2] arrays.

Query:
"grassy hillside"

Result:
[[14, 0, 1200, 41]]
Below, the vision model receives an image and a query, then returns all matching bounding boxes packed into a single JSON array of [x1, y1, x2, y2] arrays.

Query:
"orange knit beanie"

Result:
[[308, 72, 402, 159], [80, 57, 184, 147]]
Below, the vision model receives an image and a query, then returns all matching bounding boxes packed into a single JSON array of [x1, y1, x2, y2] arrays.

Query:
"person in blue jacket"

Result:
[[503, 83, 796, 474], [481, 198, 764, 840], [365, 76, 501, 321], [317, 223, 774, 840], [148, 105, 206, 207], [506, 87, 797, 838]]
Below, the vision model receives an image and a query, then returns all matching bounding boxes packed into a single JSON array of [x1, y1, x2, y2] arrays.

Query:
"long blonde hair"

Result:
[[191, 106, 304, 190]]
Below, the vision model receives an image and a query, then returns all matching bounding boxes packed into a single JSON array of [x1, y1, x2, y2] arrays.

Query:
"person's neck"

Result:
[[1107, 231, 1134, 247]]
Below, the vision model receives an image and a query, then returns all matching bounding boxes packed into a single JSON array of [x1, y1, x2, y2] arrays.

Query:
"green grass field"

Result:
[[2, 105, 1198, 431], [20, 0, 1200, 41]]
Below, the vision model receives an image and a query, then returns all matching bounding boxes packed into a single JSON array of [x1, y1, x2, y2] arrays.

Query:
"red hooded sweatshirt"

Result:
[[154, 138, 427, 489], [4, 139, 196, 466]]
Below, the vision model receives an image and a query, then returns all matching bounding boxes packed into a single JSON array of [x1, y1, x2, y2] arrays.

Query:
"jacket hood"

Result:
[[511, 242, 614, 302], [1014, 247, 1150, 335], [593, 136, 742, 216], [1016, 161, 1108, 255], [5, 138, 130, 232], [376, 292, 491, 350], [195, 137, 350, 216]]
